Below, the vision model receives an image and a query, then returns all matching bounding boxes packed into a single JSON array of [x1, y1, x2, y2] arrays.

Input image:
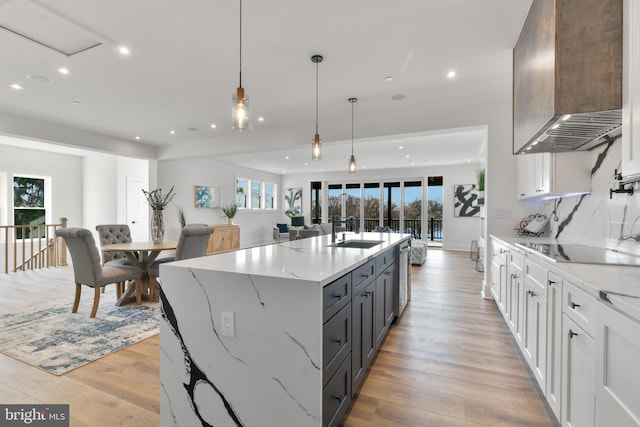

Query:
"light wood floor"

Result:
[[0, 250, 555, 426]]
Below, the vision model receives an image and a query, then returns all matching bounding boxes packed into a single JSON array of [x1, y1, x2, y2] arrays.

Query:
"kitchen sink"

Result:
[[327, 240, 384, 249]]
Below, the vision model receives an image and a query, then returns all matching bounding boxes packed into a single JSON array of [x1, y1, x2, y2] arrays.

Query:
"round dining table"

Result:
[[102, 240, 177, 306]]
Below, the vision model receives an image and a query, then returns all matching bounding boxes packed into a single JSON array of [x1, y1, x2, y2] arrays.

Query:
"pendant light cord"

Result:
[[239, 0, 243, 87], [351, 101, 355, 155], [315, 62, 319, 134]]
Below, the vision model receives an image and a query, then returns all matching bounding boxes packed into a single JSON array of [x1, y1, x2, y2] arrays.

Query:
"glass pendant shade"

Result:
[[232, 86, 249, 131], [312, 133, 322, 160], [348, 97, 358, 174], [349, 154, 356, 174]]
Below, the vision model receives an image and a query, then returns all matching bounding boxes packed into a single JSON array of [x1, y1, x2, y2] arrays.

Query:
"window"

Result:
[[403, 181, 422, 239], [236, 178, 248, 208], [363, 183, 380, 231], [383, 182, 400, 231], [265, 183, 275, 209], [328, 184, 343, 222], [236, 177, 276, 211], [251, 180, 263, 209], [13, 176, 46, 239], [310, 181, 322, 224]]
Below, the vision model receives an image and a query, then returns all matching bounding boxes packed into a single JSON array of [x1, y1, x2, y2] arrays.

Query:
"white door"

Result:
[[126, 176, 149, 241]]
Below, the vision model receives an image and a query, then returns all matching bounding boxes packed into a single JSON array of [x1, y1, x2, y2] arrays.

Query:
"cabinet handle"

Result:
[[332, 294, 343, 300], [548, 280, 556, 286], [333, 338, 342, 345], [570, 302, 581, 309], [384, 270, 392, 276], [361, 273, 370, 278], [363, 291, 371, 298], [333, 395, 344, 403], [568, 329, 578, 338], [527, 290, 537, 297]]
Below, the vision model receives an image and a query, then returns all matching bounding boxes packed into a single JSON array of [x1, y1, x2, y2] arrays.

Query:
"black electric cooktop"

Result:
[[515, 242, 640, 266]]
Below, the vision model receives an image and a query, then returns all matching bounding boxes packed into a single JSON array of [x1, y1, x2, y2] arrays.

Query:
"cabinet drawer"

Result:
[[323, 303, 351, 386], [322, 352, 351, 427], [323, 273, 351, 322], [524, 258, 547, 298], [376, 247, 397, 272], [563, 279, 596, 337], [510, 250, 524, 273], [352, 259, 376, 296]]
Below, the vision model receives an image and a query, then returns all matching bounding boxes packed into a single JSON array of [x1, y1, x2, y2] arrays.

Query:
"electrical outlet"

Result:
[[221, 311, 235, 338]]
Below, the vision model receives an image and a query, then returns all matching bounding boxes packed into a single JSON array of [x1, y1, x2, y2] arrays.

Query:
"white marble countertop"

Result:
[[163, 232, 411, 286], [490, 234, 640, 322]]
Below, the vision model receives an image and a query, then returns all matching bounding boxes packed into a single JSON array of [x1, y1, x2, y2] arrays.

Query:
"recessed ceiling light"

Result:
[[118, 45, 131, 55], [447, 70, 457, 79], [304, 162, 308, 166], [467, 158, 471, 162], [390, 94, 405, 101], [211, 124, 217, 129], [282, 170, 286, 174], [411, 162, 415, 166], [135, 136, 140, 140], [362, 165, 367, 169], [384, 76, 394, 82], [71, 100, 81, 105], [258, 117, 264, 122], [398, 145, 404, 150], [27, 74, 51, 84], [405, 155, 410, 159], [170, 130, 175, 135], [285, 156, 290, 160], [57, 67, 70, 75], [9, 84, 23, 90]]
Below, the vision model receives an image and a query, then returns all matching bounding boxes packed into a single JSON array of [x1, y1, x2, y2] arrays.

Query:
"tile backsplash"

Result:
[[533, 137, 640, 256]]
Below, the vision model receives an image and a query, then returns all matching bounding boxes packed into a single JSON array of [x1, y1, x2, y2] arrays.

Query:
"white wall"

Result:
[[157, 157, 283, 248], [0, 144, 84, 227], [281, 163, 481, 252], [525, 138, 640, 256]]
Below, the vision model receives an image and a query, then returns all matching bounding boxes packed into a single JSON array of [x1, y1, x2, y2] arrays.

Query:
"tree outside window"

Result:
[[13, 176, 46, 239]]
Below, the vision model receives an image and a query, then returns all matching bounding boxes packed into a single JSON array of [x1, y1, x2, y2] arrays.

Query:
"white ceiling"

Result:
[[0, 0, 532, 174]]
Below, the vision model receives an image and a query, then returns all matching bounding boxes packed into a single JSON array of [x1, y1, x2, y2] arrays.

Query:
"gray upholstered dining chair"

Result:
[[148, 225, 215, 300], [55, 227, 142, 318], [96, 224, 133, 297]]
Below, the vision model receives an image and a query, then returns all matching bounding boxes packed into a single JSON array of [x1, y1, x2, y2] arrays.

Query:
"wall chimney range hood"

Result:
[[513, 0, 623, 154]]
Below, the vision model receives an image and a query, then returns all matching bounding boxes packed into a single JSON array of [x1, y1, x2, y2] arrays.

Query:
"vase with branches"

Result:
[[142, 186, 176, 243]]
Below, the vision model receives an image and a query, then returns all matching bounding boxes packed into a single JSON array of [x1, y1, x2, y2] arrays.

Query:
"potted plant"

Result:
[[477, 168, 485, 205], [220, 203, 238, 225]]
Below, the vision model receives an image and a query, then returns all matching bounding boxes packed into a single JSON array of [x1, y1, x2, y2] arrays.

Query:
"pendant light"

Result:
[[348, 97, 358, 174], [311, 55, 324, 160], [232, 0, 249, 131]]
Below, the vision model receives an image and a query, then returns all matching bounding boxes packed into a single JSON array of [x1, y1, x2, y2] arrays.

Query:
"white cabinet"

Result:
[[489, 239, 508, 315], [546, 272, 563, 420], [508, 250, 525, 346], [562, 315, 596, 427], [522, 258, 548, 392], [595, 303, 640, 427], [517, 152, 591, 199], [622, 0, 640, 181]]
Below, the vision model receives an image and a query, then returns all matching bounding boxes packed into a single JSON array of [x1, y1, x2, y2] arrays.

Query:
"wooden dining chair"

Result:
[[96, 224, 134, 297], [147, 225, 215, 301], [55, 228, 142, 318]]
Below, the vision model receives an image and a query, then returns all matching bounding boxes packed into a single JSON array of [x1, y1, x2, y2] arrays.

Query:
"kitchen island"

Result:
[[159, 232, 410, 427]]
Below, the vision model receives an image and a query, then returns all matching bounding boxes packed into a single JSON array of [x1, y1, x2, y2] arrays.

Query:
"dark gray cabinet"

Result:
[[351, 281, 376, 393], [375, 262, 397, 348], [322, 244, 401, 426]]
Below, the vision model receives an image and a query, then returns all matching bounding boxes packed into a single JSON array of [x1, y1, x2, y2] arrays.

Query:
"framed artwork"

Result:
[[194, 185, 219, 208], [453, 184, 480, 217], [284, 188, 302, 218]]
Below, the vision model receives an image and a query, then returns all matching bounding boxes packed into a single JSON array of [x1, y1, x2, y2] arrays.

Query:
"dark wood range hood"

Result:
[[513, 0, 623, 154]]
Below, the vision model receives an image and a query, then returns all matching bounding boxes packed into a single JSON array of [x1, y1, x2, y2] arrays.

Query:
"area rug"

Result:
[[0, 287, 160, 375]]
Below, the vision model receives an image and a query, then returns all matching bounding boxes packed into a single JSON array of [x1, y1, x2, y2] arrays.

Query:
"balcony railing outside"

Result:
[[0, 218, 68, 273], [347, 218, 442, 241]]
